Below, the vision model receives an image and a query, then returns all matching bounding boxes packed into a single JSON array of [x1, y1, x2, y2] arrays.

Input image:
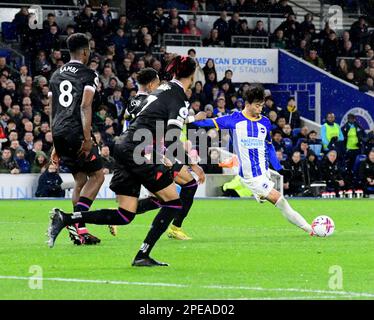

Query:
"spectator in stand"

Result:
[[112, 14, 132, 35], [292, 39, 308, 58], [293, 126, 309, 145], [43, 13, 59, 33], [218, 70, 236, 95], [136, 34, 154, 55], [31, 150, 48, 174], [304, 150, 320, 186], [281, 97, 301, 129], [322, 31, 340, 72], [35, 163, 64, 198], [238, 19, 251, 36], [95, 1, 113, 29], [359, 149, 374, 196], [270, 29, 286, 49], [272, 130, 285, 151], [0, 147, 19, 174], [305, 48, 325, 69], [335, 58, 349, 79], [228, 12, 241, 37], [111, 28, 129, 60], [339, 40, 356, 57], [101, 145, 115, 174], [191, 81, 207, 106], [202, 59, 217, 83], [276, 14, 301, 49], [34, 51, 52, 78], [213, 96, 229, 117], [100, 66, 124, 89], [360, 77, 374, 94], [321, 150, 346, 196], [203, 29, 222, 47], [252, 20, 268, 37], [341, 113, 365, 172], [74, 4, 95, 33], [203, 70, 218, 102], [150, 7, 166, 37], [14, 147, 30, 173], [300, 14, 316, 40], [165, 7, 185, 31], [351, 58, 367, 85], [295, 139, 309, 160], [213, 11, 229, 42], [268, 110, 278, 131], [350, 16, 370, 49], [182, 19, 202, 36], [283, 151, 305, 196], [321, 112, 344, 152], [40, 25, 60, 55]]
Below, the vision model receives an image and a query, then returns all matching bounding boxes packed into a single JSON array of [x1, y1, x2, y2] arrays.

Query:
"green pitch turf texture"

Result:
[[0, 198, 374, 300]]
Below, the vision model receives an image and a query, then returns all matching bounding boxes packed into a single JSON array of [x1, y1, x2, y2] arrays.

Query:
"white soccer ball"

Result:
[[312, 215, 335, 237]]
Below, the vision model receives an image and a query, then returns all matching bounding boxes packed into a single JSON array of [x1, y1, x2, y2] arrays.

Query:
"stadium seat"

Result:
[[309, 144, 322, 156], [352, 154, 367, 175], [1, 22, 17, 43]]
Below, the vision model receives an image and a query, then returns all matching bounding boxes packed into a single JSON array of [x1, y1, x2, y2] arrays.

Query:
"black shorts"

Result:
[[53, 133, 103, 175], [110, 143, 174, 197]]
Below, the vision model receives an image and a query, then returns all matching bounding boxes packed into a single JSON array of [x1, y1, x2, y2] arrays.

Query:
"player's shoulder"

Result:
[[259, 115, 271, 125]]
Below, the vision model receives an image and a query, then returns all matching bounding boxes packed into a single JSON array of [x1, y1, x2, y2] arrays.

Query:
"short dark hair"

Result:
[[165, 55, 196, 79], [244, 85, 265, 104], [67, 33, 89, 54], [137, 68, 159, 85], [188, 48, 196, 55]]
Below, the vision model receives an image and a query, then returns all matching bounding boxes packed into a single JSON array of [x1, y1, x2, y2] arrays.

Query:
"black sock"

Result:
[[63, 207, 135, 226], [135, 199, 183, 260], [173, 179, 198, 228], [73, 197, 93, 231], [136, 197, 161, 214]]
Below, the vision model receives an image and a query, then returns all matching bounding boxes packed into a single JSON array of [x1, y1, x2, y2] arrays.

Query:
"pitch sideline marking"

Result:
[[0, 275, 373, 298]]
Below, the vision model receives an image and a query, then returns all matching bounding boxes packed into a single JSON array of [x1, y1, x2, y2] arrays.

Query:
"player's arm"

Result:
[[78, 86, 95, 158], [48, 91, 59, 166], [194, 114, 232, 130], [185, 111, 206, 124], [266, 129, 282, 171]]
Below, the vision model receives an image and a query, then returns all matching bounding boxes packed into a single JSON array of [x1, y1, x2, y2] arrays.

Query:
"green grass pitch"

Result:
[[0, 198, 374, 300]]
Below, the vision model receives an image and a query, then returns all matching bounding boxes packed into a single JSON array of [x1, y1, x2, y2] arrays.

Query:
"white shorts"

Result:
[[240, 172, 275, 198]]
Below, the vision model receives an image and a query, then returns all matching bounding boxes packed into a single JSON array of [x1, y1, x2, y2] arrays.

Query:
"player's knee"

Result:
[[159, 198, 183, 210], [182, 178, 198, 194], [118, 208, 136, 224]]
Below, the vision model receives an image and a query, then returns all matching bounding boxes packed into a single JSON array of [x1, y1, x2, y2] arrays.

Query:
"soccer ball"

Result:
[[312, 215, 335, 237]]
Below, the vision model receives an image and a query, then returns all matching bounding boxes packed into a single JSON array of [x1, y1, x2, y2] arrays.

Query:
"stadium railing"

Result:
[[163, 33, 202, 47], [231, 36, 269, 48]]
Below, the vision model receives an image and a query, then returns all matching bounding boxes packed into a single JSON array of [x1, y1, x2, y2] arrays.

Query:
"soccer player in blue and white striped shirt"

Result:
[[195, 86, 313, 234]]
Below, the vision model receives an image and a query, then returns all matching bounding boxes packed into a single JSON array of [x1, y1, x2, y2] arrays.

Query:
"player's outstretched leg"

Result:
[[168, 177, 198, 240], [266, 189, 313, 234], [47, 207, 136, 248], [132, 183, 183, 267]]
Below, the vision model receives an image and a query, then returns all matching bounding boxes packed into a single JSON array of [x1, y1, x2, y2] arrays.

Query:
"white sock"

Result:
[[275, 196, 312, 233]]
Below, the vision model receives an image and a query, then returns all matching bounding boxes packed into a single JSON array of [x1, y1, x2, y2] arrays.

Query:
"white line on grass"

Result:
[[0, 275, 373, 299]]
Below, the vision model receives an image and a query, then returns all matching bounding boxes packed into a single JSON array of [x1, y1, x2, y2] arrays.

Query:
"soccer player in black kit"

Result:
[[48, 55, 204, 266], [119, 67, 206, 240], [48, 33, 105, 246]]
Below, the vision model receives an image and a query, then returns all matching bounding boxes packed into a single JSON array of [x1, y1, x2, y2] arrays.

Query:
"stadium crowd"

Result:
[[0, 0, 374, 197]]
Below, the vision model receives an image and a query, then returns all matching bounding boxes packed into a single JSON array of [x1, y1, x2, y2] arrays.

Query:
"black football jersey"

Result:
[[49, 61, 99, 137], [122, 80, 189, 149], [126, 92, 149, 121]]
